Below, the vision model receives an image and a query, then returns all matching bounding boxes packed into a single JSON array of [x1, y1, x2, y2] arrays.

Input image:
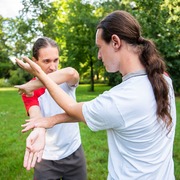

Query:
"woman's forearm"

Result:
[[16, 57, 84, 121], [22, 112, 86, 133], [36, 72, 85, 121], [18, 67, 79, 93], [51, 113, 86, 125], [48, 67, 79, 87]]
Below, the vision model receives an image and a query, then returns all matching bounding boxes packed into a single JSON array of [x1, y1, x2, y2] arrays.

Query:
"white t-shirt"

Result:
[[82, 73, 176, 180], [23, 82, 81, 160]]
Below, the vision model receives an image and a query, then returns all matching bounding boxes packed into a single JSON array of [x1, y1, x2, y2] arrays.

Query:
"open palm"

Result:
[[16, 56, 43, 76], [24, 128, 45, 170]]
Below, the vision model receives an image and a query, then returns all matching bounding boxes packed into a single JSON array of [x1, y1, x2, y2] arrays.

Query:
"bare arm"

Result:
[[22, 112, 86, 132], [29, 105, 43, 119], [48, 67, 79, 87], [16, 57, 86, 122], [15, 67, 79, 96], [24, 106, 46, 170]]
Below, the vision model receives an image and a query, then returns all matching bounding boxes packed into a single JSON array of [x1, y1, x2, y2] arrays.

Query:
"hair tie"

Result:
[[138, 36, 145, 44]]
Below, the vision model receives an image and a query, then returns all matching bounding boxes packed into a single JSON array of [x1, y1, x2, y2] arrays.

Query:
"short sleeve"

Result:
[[82, 91, 124, 131], [22, 88, 45, 114]]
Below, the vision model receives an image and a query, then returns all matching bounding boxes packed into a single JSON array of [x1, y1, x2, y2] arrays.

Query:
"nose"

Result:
[[49, 62, 57, 71], [98, 51, 102, 60]]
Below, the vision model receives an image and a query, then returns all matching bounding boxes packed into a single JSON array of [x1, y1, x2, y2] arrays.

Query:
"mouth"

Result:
[[47, 71, 53, 74]]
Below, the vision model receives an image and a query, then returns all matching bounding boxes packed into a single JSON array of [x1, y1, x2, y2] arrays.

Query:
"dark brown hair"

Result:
[[97, 10, 172, 131], [32, 37, 59, 60]]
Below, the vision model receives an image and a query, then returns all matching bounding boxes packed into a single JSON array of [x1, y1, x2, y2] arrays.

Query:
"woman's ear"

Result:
[[111, 34, 121, 50], [32, 57, 37, 62]]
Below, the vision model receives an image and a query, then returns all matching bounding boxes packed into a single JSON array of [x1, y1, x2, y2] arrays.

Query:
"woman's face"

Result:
[[96, 29, 120, 73], [34, 46, 59, 74]]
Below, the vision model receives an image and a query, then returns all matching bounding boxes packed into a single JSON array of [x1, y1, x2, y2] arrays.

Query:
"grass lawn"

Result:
[[0, 84, 179, 180]]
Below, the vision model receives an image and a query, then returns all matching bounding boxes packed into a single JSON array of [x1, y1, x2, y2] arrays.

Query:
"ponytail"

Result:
[[139, 39, 172, 132], [97, 10, 173, 132]]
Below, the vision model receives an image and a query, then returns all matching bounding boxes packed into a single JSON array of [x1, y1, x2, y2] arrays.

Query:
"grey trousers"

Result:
[[33, 145, 87, 180]]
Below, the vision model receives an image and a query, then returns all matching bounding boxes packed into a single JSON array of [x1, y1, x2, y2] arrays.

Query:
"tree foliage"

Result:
[[0, 16, 13, 78], [121, 0, 180, 91], [0, 0, 179, 92]]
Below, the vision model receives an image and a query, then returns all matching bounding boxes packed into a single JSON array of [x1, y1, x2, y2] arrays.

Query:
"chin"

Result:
[[106, 69, 117, 73]]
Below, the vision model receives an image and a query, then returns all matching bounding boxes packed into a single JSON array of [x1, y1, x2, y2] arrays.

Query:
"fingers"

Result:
[[21, 121, 47, 133], [15, 57, 32, 73], [16, 56, 44, 77], [21, 120, 37, 133], [18, 88, 24, 95], [26, 151, 34, 170], [37, 151, 43, 163], [21, 122, 35, 133], [31, 152, 38, 168], [23, 148, 35, 170], [24, 148, 40, 170], [23, 148, 30, 168], [14, 86, 23, 95], [22, 56, 35, 68], [15, 58, 26, 69], [23, 130, 45, 170], [15, 57, 33, 68], [23, 56, 43, 74], [18, 90, 34, 97], [14, 85, 34, 97], [14, 85, 20, 89], [22, 56, 32, 64]]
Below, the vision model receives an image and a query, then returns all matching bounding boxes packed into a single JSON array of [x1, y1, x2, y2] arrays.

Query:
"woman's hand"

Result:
[[16, 57, 43, 76], [24, 128, 45, 170], [22, 117, 54, 133], [14, 83, 34, 97]]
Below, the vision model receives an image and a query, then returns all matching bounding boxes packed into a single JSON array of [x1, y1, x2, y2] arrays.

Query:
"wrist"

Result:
[[34, 127, 46, 133], [50, 115, 58, 127]]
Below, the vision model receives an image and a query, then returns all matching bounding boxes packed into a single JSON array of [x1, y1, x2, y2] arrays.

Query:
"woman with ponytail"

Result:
[[16, 10, 176, 180]]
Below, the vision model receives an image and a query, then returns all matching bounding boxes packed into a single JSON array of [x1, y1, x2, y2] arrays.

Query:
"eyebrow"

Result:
[[42, 57, 59, 61], [42, 59, 50, 61]]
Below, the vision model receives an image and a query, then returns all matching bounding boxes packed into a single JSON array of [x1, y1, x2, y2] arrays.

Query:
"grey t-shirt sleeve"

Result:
[[82, 91, 124, 131]]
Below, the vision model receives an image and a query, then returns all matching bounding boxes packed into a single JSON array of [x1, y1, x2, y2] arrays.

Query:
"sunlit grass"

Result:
[[0, 87, 17, 91]]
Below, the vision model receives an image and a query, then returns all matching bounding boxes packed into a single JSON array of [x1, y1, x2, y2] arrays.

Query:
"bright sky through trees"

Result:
[[0, 0, 23, 18]]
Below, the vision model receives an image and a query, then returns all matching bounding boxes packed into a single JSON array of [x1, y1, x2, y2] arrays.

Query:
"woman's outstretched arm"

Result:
[[16, 57, 85, 122]]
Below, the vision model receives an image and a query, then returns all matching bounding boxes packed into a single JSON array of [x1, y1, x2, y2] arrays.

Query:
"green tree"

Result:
[[37, 0, 100, 91], [0, 16, 14, 79], [121, 0, 180, 92], [5, 0, 180, 92], [59, 0, 98, 91], [3, 0, 52, 84]]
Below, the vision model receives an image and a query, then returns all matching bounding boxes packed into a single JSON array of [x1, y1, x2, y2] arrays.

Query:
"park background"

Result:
[[0, 0, 179, 179]]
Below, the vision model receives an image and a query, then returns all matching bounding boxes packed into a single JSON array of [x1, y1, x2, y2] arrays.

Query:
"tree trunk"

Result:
[[90, 57, 94, 92]]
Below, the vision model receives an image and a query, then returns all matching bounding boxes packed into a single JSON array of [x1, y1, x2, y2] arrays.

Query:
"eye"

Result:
[[43, 59, 50, 64], [54, 58, 59, 63]]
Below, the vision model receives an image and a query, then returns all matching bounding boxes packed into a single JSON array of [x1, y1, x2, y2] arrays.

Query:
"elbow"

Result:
[[69, 67, 79, 79], [67, 67, 80, 85], [66, 102, 85, 123]]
